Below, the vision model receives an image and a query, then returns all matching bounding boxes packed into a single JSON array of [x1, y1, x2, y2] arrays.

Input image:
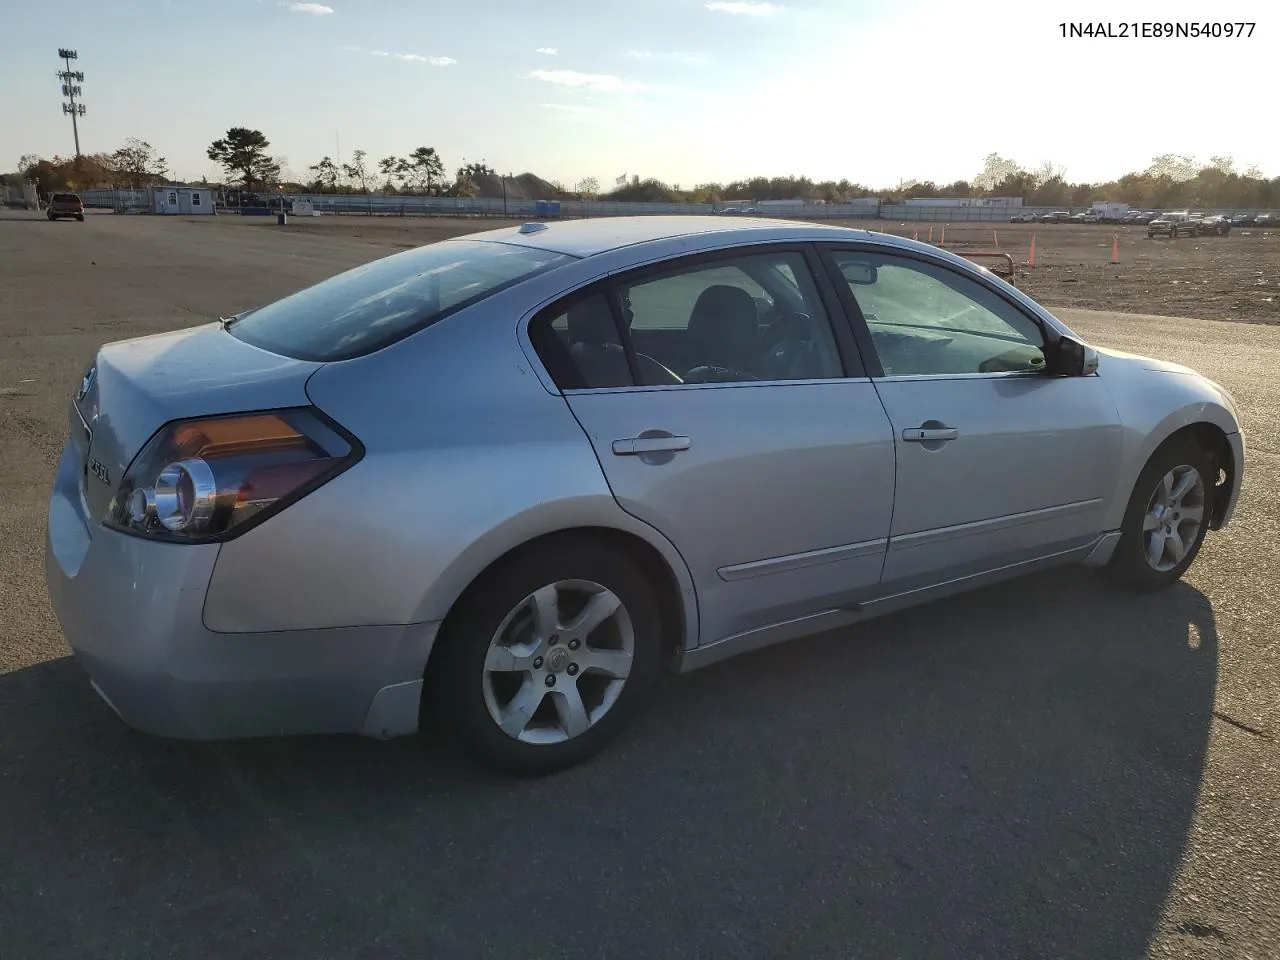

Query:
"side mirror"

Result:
[[1055, 336, 1099, 376]]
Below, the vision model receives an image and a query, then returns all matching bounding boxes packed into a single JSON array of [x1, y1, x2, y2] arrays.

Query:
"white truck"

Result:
[[1091, 201, 1130, 223]]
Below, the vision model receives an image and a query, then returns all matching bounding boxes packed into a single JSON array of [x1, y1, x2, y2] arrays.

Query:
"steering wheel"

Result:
[[759, 312, 818, 380]]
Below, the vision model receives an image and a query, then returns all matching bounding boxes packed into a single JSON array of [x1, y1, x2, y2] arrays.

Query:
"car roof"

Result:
[[459, 215, 872, 258]]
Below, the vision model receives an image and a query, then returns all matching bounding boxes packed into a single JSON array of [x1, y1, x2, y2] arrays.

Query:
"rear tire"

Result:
[[1105, 438, 1214, 591], [75, 214, 84, 221], [430, 537, 664, 775], [47, 213, 56, 221]]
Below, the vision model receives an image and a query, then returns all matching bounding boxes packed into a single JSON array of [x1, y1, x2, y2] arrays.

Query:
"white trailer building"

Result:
[[152, 186, 216, 215]]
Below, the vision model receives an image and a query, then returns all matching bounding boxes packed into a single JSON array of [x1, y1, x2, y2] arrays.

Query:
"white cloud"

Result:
[[284, 1, 333, 14], [705, 1, 783, 14], [368, 50, 454, 65], [540, 103, 607, 115], [529, 69, 648, 94], [535, 47, 559, 55], [625, 50, 707, 64]]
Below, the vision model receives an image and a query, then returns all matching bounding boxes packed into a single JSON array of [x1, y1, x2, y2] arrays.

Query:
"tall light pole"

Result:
[[57, 48, 86, 158]]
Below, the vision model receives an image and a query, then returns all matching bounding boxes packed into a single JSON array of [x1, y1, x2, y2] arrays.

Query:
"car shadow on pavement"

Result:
[[0, 567, 1217, 960]]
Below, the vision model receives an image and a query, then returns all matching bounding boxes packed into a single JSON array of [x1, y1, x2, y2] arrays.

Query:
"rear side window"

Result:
[[529, 293, 633, 389], [229, 240, 576, 361]]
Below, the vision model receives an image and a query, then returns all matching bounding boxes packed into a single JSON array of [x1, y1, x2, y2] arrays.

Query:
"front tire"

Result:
[[1105, 438, 1214, 591], [431, 538, 664, 775]]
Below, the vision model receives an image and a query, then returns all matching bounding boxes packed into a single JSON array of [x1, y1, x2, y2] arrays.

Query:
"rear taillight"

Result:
[[105, 408, 360, 542]]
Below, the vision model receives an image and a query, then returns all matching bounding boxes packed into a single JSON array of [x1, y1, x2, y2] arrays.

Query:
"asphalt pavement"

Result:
[[0, 211, 1276, 959]]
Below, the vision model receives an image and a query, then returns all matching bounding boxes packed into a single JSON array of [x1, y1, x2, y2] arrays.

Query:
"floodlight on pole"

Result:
[[56, 48, 86, 158]]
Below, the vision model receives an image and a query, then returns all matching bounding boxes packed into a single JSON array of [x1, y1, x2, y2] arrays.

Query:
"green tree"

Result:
[[308, 155, 340, 192], [378, 155, 407, 192], [207, 127, 275, 191], [342, 149, 373, 194], [406, 146, 445, 194]]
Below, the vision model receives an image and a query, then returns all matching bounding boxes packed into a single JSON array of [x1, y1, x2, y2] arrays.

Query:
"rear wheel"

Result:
[[431, 538, 663, 774], [47, 213, 57, 221], [75, 214, 84, 221], [1105, 438, 1213, 591]]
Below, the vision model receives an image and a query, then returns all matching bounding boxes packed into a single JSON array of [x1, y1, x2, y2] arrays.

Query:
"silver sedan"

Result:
[[46, 217, 1245, 773]]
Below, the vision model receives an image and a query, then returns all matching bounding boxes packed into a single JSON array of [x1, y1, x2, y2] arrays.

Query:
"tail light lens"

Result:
[[105, 408, 360, 542]]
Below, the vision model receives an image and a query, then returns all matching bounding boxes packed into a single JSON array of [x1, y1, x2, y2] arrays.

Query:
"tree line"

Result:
[[16, 139, 171, 193], [11, 128, 1278, 210], [607, 153, 1279, 210]]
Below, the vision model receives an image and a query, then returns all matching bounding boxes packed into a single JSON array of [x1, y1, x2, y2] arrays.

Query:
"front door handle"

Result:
[[902, 426, 959, 443], [612, 435, 691, 456]]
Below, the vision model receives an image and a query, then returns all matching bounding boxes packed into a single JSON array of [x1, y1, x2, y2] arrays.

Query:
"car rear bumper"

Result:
[[45, 439, 439, 741]]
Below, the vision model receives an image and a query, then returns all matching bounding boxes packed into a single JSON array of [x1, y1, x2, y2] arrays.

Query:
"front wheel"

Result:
[[430, 538, 664, 774], [1105, 439, 1214, 591]]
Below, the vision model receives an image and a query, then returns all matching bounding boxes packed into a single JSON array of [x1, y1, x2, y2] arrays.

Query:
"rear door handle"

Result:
[[612, 435, 691, 456], [902, 427, 959, 443]]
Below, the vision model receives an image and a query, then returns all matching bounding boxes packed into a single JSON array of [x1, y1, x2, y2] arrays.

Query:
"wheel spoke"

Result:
[[1169, 469, 1198, 504], [528, 585, 562, 641], [1166, 532, 1187, 563], [1145, 532, 1166, 568], [553, 683, 591, 738], [498, 679, 545, 737], [564, 590, 621, 640], [1143, 511, 1162, 531], [485, 644, 534, 673], [1157, 471, 1175, 505], [581, 648, 633, 680], [1179, 504, 1204, 526]]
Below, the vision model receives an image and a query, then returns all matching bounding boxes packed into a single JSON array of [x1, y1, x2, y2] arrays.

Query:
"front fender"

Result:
[[1098, 356, 1243, 531]]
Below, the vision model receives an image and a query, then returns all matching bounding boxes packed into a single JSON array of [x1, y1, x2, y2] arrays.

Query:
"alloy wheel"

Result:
[[481, 579, 634, 745], [1141, 463, 1206, 572]]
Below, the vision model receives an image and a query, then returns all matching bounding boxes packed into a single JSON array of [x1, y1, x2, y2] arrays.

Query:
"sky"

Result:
[[1, 0, 1273, 189]]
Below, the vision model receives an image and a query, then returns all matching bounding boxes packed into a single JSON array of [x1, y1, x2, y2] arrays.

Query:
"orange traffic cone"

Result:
[[928, 225, 934, 243], [1029, 234, 1036, 268], [940, 226, 946, 246], [993, 229, 999, 247], [1110, 235, 1119, 264]]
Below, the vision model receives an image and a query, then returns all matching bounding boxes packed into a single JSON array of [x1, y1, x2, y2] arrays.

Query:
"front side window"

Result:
[[618, 251, 844, 385], [230, 240, 576, 361], [829, 251, 1046, 377]]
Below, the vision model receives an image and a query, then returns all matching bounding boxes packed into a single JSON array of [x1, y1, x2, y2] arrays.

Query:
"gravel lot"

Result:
[[1, 210, 1277, 960]]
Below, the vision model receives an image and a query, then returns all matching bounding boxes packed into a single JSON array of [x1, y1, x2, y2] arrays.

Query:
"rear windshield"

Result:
[[228, 240, 576, 361], [52, 193, 80, 202]]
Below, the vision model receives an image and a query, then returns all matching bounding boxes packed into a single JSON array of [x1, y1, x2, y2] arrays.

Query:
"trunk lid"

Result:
[[73, 323, 322, 525]]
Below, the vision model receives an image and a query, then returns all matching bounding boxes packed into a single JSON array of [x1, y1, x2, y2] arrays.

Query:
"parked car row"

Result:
[[1147, 212, 1237, 238], [1010, 209, 1276, 229]]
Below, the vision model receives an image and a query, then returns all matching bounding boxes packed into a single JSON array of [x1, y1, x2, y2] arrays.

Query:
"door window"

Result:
[[829, 252, 1047, 377], [618, 251, 843, 385]]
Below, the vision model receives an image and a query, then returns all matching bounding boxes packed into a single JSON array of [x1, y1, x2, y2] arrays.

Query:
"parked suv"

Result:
[[47, 193, 85, 222], [1148, 212, 1197, 238]]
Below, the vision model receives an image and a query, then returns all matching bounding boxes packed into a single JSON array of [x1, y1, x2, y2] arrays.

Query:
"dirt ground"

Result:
[[215, 211, 1280, 326], [1, 210, 1278, 960], [857, 219, 1280, 326]]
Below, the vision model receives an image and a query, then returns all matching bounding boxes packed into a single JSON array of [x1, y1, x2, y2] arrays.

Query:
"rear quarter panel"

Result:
[[201, 283, 699, 647]]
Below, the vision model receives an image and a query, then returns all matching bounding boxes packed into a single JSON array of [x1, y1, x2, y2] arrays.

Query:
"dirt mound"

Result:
[[470, 172, 561, 201]]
